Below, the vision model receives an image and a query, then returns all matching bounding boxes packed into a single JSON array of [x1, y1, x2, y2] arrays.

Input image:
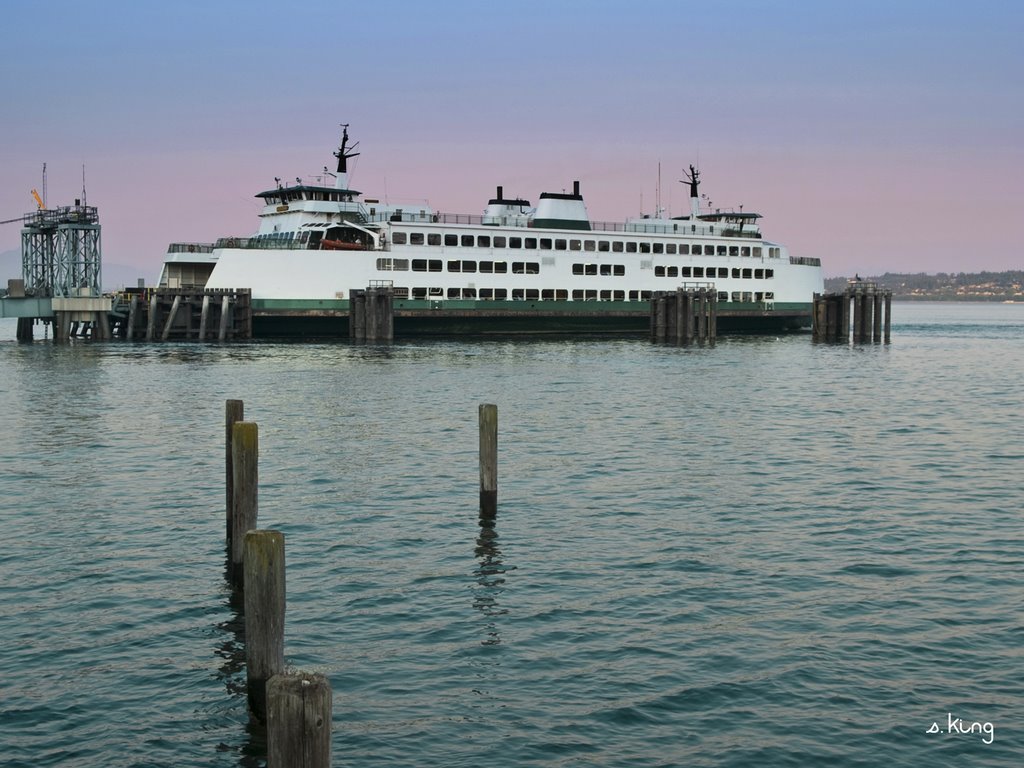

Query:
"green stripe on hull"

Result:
[[251, 298, 811, 337]]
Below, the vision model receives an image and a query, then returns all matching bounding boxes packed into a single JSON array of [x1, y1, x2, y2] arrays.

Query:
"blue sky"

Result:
[[1, 0, 1021, 280]]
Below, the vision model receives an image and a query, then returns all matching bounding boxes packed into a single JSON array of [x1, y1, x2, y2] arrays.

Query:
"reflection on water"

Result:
[[213, 556, 266, 767], [473, 518, 511, 646]]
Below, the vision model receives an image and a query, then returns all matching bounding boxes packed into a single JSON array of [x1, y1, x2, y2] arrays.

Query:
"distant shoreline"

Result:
[[825, 271, 1023, 302]]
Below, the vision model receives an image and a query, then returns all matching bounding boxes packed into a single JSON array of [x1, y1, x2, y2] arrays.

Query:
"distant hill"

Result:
[[1, 248, 150, 293], [825, 271, 1024, 301]]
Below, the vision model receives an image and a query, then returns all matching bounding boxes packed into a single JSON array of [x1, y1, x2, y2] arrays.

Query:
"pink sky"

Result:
[[2, 0, 1021, 282]]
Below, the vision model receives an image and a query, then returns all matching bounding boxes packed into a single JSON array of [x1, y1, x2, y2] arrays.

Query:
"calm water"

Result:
[[0, 303, 1021, 767]]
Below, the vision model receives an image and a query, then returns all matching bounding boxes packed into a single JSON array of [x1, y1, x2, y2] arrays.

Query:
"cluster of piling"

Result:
[[650, 287, 717, 345], [225, 401, 331, 767], [349, 285, 394, 341], [118, 288, 252, 341], [812, 283, 892, 343], [221, 398, 501, 763]]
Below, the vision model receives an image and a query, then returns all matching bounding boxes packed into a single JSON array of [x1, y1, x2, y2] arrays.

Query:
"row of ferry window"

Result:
[[377, 258, 772, 279], [394, 287, 774, 302], [389, 231, 779, 258]]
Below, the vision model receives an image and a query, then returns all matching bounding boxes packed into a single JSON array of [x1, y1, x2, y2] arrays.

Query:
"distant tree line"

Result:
[[824, 271, 1024, 300]]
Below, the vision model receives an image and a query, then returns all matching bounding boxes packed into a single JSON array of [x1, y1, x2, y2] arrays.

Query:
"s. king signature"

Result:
[[927, 713, 994, 744]]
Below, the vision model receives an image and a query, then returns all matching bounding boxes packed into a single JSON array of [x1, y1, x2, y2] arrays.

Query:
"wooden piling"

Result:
[[244, 529, 285, 722], [126, 295, 138, 340], [16, 317, 34, 341], [161, 295, 181, 341], [872, 289, 883, 343], [696, 288, 707, 343], [267, 672, 332, 768], [225, 399, 245, 544], [231, 421, 259, 588], [884, 290, 892, 344], [146, 294, 158, 340], [218, 294, 231, 341], [199, 295, 211, 340], [479, 403, 497, 518], [682, 290, 694, 345], [708, 289, 717, 345]]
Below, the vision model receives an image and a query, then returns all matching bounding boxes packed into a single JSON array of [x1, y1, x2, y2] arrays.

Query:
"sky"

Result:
[[1, 0, 1021, 281]]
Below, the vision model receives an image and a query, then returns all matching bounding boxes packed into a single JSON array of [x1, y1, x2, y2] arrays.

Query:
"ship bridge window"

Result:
[[461, 235, 474, 247], [493, 236, 506, 248], [445, 234, 458, 246], [509, 237, 522, 249], [755, 269, 764, 279], [626, 242, 638, 253], [428, 234, 441, 246], [556, 239, 569, 250], [753, 247, 763, 257], [584, 240, 596, 251], [741, 246, 751, 257], [732, 268, 740, 278], [525, 237, 537, 249], [477, 235, 491, 247], [692, 244, 702, 255], [665, 244, 676, 254], [540, 238, 552, 250], [693, 267, 704, 278], [570, 240, 582, 251], [681, 267, 691, 277], [654, 266, 678, 277], [392, 232, 407, 245], [479, 261, 508, 274], [765, 269, 774, 278], [729, 246, 739, 256], [611, 241, 623, 253], [653, 243, 664, 254], [715, 245, 725, 256], [743, 268, 752, 278], [512, 261, 539, 274], [679, 244, 690, 255], [410, 233, 425, 245]]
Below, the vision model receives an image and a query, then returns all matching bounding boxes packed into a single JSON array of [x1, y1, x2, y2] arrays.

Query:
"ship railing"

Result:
[[215, 237, 310, 250], [23, 205, 100, 228], [369, 211, 762, 238]]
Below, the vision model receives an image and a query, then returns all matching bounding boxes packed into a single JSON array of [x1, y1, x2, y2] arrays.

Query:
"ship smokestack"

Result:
[[573, 180, 580, 197], [497, 185, 503, 200]]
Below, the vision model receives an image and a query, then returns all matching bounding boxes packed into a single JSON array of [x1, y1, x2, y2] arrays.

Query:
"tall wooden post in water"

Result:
[[267, 672, 332, 768], [225, 399, 245, 544], [479, 403, 498, 518], [231, 421, 259, 588], [244, 529, 285, 722]]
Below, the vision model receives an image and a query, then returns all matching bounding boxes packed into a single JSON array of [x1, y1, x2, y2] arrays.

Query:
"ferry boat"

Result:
[[159, 126, 823, 336]]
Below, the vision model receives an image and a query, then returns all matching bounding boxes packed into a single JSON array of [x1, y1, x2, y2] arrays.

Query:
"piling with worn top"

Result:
[[244, 529, 285, 722], [225, 400, 245, 545], [479, 403, 497, 518], [267, 672, 332, 768], [231, 421, 259, 587]]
